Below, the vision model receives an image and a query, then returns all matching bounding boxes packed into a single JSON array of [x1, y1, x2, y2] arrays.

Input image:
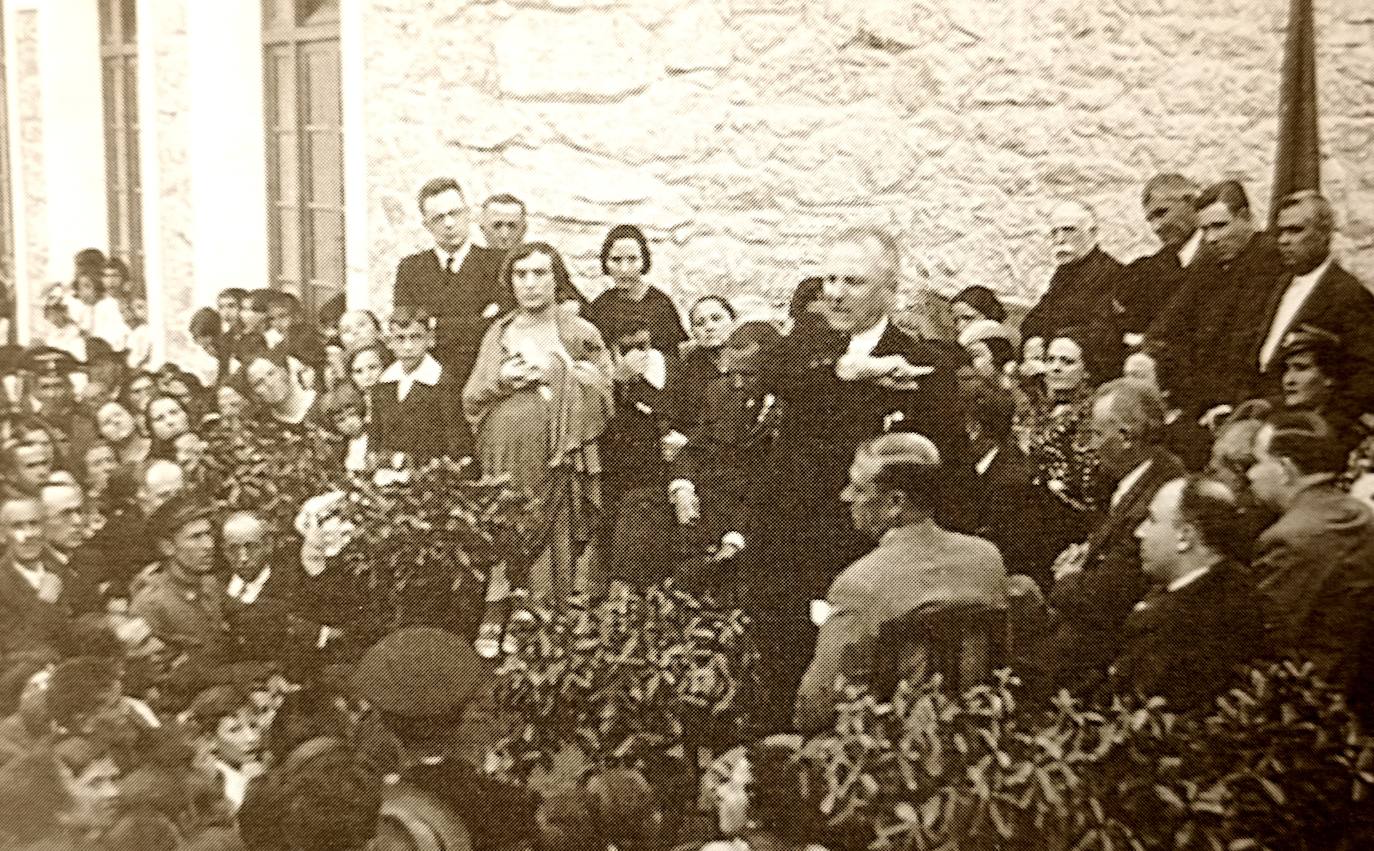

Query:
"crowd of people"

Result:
[[0, 171, 1372, 850]]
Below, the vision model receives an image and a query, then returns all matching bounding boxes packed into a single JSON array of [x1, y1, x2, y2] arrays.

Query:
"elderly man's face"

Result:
[[1198, 201, 1252, 266], [481, 202, 527, 252], [246, 359, 290, 407], [1144, 188, 1198, 252], [42, 485, 86, 552], [1049, 202, 1096, 266], [1085, 395, 1137, 482], [140, 464, 185, 514], [223, 513, 270, 578], [0, 499, 46, 564], [1276, 198, 1330, 275], [1245, 425, 1289, 511], [422, 188, 470, 254], [820, 239, 892, 335]]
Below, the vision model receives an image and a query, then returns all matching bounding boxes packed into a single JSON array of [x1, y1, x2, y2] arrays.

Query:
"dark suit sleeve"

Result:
[[394, 254, 419, 309]]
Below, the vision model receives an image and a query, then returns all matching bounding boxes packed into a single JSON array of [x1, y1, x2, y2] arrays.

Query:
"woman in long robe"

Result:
[[464, 242, 613, 604]]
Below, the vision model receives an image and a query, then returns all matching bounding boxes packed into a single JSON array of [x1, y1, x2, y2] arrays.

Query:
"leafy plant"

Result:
[[491, 582, 759, 785], [798, 663, 1373, 851]]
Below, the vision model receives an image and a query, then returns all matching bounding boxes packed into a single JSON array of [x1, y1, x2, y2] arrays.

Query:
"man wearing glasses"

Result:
[[393, 177, 511, 393]]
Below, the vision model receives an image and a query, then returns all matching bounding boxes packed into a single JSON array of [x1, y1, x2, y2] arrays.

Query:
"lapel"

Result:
[[1085, 450, 1180, 558]]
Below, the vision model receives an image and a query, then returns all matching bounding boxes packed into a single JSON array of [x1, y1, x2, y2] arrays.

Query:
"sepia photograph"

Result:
[[0, 0, 1370, 848]]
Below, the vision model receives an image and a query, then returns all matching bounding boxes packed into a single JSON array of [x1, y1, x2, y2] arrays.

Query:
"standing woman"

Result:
[[464, 243, 614, 603], [585, 225, 687, 357]]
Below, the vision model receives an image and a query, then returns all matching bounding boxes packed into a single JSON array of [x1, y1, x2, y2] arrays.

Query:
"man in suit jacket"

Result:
[[1021, 200, 1126, 373], [393, 178, 512, 391], [794, 433, 1006, 732], [1115, 174, 1201, 347], [0, 494, 71, 660], [1144, 181, 1286, 420], [1249, 191, 1374, 413], [747, 227, 966, 730], [1107, 476, 1266, 711], [1037, 378, 1186, 698], [1246, 412, 1374, 692]]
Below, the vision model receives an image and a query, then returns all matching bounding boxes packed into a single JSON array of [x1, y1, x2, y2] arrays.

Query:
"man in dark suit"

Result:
[[1250, 191, 1374, 414], [950, 380, 1062, 590], [1115, 174, 1201, 348], [393, 178, 511, 392], [747, 226, 965, 729], [39, 480, 104, 615], [0, 494, 71, 660], [1020, 200, 1126, 374], [1143, 181, 1286, 421], [1036, 378, 1186, 698], [1246, 412, 1374, 693], [1107, 476, 1266, 711]]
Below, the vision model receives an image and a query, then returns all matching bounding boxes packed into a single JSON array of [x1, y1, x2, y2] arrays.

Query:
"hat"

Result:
[[350, 627, 484, 719], [147, 491, 217, 543], [1278, 324, 1343, 360], [21, 346, 80, 377], [957, 318, 1020, 351]]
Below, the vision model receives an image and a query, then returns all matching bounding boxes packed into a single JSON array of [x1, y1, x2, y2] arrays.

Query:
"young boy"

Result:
[[369, 306, 466, 463]]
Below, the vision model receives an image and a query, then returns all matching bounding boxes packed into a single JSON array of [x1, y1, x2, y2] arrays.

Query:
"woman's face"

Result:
[[215, 710, 263, 768], [952, 300, 986, 334], [607, 238, 644, 286], [148, 398, 190, 442], [1044, 337, 1088, 396], [1282, 351, 1332, 409], [716, 756, 752, 836], [217, 385, 247, 419], [97, 403, 137, 444], [512, 251, 558, 313], [84, 445, 118, 492], [691, 300, 735, 349], [350, 349, 384, 390], [11, 429, 55, 490]]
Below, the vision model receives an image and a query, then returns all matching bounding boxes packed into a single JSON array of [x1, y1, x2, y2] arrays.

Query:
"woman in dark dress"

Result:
[[585, 225, 688, 356]]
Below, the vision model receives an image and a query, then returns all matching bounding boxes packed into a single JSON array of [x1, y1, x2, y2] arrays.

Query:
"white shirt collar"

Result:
[[1112, 459, 1153, 508], [1167, 563, 1213, 593], [434, 241, 472, 273], [1258, 255, 1334, 368], [1177, 229, 1202, 267], [381, 354, 443, 402], [845, 315, 889, 359], [11, 559, 46, 591], [975, 446, 999, 476]]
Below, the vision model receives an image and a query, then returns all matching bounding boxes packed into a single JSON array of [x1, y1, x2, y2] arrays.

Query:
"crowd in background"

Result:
[[0, 171, 1371, 850]]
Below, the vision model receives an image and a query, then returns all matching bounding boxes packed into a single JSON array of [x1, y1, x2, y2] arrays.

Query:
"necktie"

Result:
[[446, 256, 456, 275]]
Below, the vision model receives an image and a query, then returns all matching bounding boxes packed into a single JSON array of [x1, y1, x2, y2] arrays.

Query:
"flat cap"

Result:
[[350, 627, 484, 719], [21, 346, 80, 377], [147, 490, 216, 543]]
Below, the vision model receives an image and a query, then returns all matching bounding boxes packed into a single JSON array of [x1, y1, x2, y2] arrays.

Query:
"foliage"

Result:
[[799, 662, 1374, 851], [324, 455, 540, 644], [200, 415, 340, 531], [491, 582, 759, 784]]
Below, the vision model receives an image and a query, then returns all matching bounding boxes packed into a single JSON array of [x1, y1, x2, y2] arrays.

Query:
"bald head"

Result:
[[139, 460, 184, 515], [223, 510, 271, 577], [1049, 200, 1098, 265]]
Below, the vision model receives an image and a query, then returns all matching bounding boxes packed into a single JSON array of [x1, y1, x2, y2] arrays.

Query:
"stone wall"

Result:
[[362, 0, 1374, 319]]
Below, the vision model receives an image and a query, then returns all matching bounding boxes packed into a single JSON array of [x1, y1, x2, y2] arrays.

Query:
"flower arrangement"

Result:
[[491, 582, 759, 785]]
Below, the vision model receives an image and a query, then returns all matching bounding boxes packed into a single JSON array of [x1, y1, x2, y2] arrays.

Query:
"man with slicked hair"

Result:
[[393, 177, 511, 392], [794, 433, 1006, 732]]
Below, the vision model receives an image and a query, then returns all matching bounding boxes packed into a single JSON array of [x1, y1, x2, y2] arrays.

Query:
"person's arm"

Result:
[[794, 579, 873, 733], [461, 324, 514, 428]]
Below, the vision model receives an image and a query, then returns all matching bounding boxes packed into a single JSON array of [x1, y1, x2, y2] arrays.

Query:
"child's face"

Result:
[[333, 408, 365, 438], [218, 295, 241, 328], [351, 350, 383, 389], [215, 709, 263, 767], [123, 299, 148, 325], [389, 321, 433, 366]]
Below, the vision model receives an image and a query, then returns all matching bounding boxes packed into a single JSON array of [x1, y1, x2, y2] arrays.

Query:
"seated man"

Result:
[[1106, 476, 1267, 711], [1036, 378, 1187, 699], [794, 433, 1007, 733], [0, 494, 72, 660], [1246, 411, 1374, 692]]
